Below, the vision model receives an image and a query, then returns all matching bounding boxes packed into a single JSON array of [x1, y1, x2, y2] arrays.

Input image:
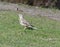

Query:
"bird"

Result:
[[18, 14, 37, 30]]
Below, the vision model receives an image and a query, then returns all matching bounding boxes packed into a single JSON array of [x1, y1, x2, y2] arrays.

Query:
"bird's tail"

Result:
[[32, 27, 37, 30], [28, 26, 37, 30]]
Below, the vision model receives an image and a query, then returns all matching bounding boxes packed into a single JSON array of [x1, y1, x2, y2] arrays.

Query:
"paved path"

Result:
[[0, 2, 60, 21]]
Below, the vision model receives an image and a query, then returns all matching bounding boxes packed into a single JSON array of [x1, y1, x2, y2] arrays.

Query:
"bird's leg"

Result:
[[24, 27, 27, 30]]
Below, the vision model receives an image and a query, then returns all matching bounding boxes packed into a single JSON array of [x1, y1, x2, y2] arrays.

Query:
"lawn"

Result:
[[0, 11, 60, 47]]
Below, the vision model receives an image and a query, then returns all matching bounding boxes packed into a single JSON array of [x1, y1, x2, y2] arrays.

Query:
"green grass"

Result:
[[0, 11, 60, 47]]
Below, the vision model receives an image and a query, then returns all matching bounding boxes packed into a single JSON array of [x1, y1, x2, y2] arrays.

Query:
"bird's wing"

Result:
[[22, 19, 31, 27]]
